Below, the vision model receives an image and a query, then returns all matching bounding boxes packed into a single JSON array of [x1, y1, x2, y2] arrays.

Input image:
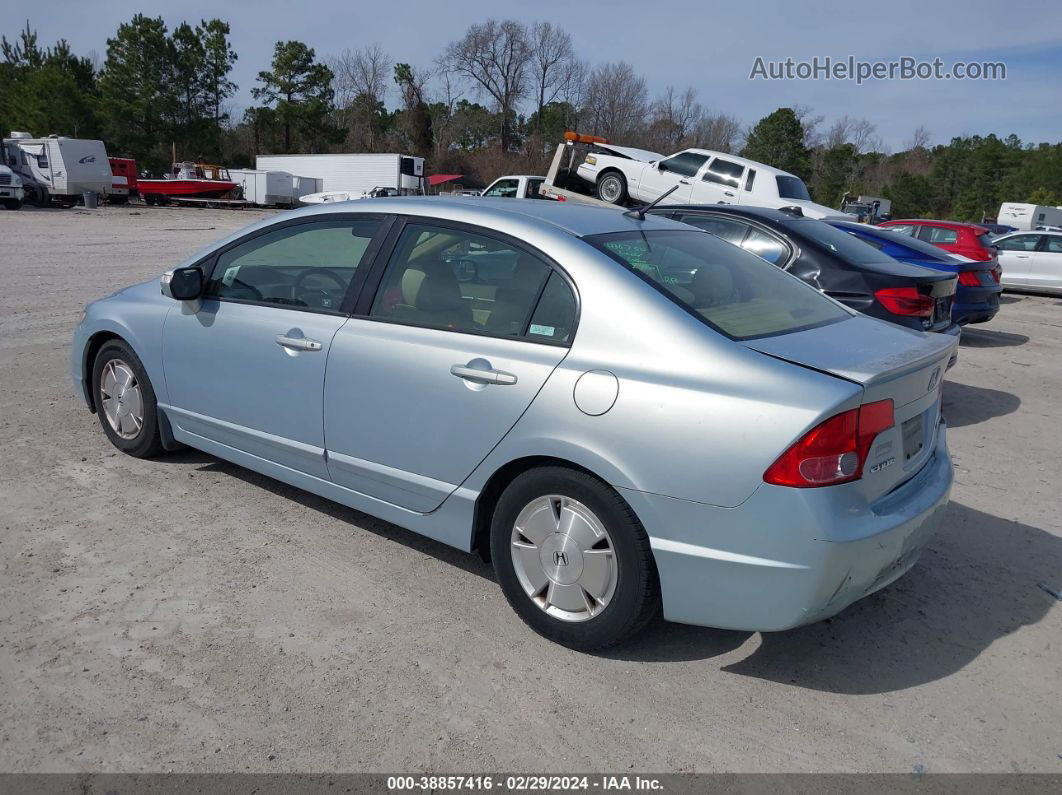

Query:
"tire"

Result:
[[595, 171, 628, 205], [90, 340, 165, 458], [108, 195, 129, 205], [490, 466, 660, 651], [29, 185, 49, 207]]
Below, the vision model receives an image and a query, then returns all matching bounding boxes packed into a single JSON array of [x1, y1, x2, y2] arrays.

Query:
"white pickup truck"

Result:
[[480, 175, 548, 199], [565, 140, 839, 218]]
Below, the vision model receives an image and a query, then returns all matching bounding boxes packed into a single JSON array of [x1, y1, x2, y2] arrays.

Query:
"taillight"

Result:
[[874, 286, 934, 317], [991, 266, 1001, 283], [957, 271, 981, 286], [764, 399, 895, 488]]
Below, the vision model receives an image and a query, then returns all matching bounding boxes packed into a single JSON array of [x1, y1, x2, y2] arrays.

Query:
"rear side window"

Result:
[[920, 226, 958, 244], [744, 169, 756, 191], [743, 228, 789, 265], [996, 234, 1042, 251], [659, 152, 709, 177], [370, 223, 570, 341], [703, 158, 744, 187], [775, 175, 811, 201], [527, 272, 577, 343], [587, 230, 848, 340]]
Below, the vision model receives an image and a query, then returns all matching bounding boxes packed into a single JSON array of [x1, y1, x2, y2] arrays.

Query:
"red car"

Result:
[[879, 219, 998, 262]]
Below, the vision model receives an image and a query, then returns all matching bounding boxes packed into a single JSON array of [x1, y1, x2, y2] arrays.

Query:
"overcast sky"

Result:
[[6, 0, 1061, 151]]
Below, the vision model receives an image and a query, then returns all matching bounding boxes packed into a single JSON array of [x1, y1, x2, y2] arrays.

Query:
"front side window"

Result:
[[919, 226, 958, 244], [587, 230, 848, 340], [483, 179, 519, 198], [369, 223, 560, 339], [207, 218, 382, 311], [775, 175, 812, 201], [658, 152, 709, 177], [675, 214, 748, 245], [1044, 236, 1062, 253], [996, 234, 1042, 251], [885, 224, 917, 237], [703, 158, 744, 188]]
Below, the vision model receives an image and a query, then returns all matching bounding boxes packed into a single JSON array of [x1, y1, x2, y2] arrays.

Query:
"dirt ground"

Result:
[[0, 204, 1059, 774]]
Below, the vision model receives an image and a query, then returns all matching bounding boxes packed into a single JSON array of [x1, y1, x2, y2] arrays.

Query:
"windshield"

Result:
[[775, 175, 812, 201], [586, 230, 849, 340], [784, 219, 894, 265]]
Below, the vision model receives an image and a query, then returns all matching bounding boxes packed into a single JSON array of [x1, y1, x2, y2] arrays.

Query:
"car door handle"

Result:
[[450, 364, 517, 386], [724, 190, 735, 197], [679, 179, 691, 185], [275, 334, 322, 352], [1015, 254, 1031, 258]]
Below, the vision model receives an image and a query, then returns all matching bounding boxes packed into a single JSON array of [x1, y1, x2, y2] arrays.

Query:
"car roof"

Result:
[[649, 204, 803, 223], [280, 195, 691, 238], [829, 219, 961, 260], [676, 149, 792, 177], [996, 229, 1062, 238], [884, 219, 990, 233]]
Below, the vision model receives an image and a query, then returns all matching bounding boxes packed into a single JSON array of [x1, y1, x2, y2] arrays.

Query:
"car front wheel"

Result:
[[595, 172, 628, 205], [91, 340, 165, 458], [490, 467, 659, 651]]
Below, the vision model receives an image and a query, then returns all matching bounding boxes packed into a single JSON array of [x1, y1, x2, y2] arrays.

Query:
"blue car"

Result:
[[827, 220, 1002, 325]]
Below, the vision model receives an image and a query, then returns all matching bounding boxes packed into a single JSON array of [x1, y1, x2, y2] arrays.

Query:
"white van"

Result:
[[2, 132, 112, 206]]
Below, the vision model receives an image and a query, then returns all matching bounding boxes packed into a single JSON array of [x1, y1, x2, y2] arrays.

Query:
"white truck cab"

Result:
[[480, 175, 549, 199], [0, 163, 24, 209]]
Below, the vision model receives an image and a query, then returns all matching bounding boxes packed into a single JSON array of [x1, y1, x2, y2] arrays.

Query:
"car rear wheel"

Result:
[[596, 172, 628, 205], [490, 467, 659, 651], [91, 340, 165, 458]]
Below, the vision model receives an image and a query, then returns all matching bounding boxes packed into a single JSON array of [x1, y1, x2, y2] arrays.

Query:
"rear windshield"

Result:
[[775, 175, 812, 201], [785, 218, 892, 265], [586, 230, 849, 340]]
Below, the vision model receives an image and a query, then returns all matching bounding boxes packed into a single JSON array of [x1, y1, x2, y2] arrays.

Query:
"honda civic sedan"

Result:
[[72, 198, 956, 650]]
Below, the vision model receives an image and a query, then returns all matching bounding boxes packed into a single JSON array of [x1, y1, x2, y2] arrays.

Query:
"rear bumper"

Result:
[[622, 423, 953, 631], [954, 285, 1002, 325]]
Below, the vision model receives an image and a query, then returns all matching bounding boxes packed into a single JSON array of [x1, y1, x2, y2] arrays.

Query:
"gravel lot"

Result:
[[0, 204, 1059, 774]]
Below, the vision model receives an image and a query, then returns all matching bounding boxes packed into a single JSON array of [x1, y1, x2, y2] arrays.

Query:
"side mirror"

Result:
[[161, 266, 204, 301], [657, 162, 666, 171]]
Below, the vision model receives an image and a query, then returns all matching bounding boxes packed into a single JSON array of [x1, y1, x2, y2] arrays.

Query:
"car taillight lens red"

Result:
[[874, 287, 935, 317], [958, 271, 982, 286], [764, 399, 895, 488]]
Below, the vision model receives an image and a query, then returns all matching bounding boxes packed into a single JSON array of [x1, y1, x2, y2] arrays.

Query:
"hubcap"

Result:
[[599, 177, 622, 203], [99, 359, 144, 440], [510, 495, 618, 622]]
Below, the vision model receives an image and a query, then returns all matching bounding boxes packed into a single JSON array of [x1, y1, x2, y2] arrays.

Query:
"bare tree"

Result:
[[332, 44, 391, 151], [582, 61, 648, 141], [690, 113, 743, 153], [444, 19, 530, 151], [527, 22, 577, 136], [646, 86, 704, 151], [823, 115, 880, 153], [791, 103, 825, 148]]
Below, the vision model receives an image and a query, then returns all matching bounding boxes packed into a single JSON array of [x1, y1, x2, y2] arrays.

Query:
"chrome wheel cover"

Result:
[[599, 175, 623, 203], [510, 495, 618, 623], [99, 359, 144, 440]]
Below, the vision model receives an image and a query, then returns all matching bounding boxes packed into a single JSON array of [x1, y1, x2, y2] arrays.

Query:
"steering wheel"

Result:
[[293, 268, 347, 293]]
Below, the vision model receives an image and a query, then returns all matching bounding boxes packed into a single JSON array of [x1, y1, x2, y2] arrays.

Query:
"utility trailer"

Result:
[[229, 168, 296, 207], [255, 153, 424, 196]]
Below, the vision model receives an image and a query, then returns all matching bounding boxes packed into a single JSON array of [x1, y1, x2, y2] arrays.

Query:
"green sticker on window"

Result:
[[529, 323, 555, 337]]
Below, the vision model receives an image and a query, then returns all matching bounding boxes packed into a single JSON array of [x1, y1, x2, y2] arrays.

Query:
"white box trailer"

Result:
[[229, 168, 296, 207], [255, 153, 424, 196], [292, 174, 322, 202], [997, 202, 1062, 231], [2, 131, 112, 204]]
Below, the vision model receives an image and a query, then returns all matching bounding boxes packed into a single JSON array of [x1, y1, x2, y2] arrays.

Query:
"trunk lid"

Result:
[[745, 315, 956, 500]]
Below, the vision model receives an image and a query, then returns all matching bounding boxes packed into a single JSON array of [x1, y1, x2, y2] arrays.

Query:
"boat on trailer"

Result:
[[138, 162, 239, 204]]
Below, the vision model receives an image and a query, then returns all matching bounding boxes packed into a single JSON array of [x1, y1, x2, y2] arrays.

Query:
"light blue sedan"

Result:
[[72, 198, 956, 650]]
